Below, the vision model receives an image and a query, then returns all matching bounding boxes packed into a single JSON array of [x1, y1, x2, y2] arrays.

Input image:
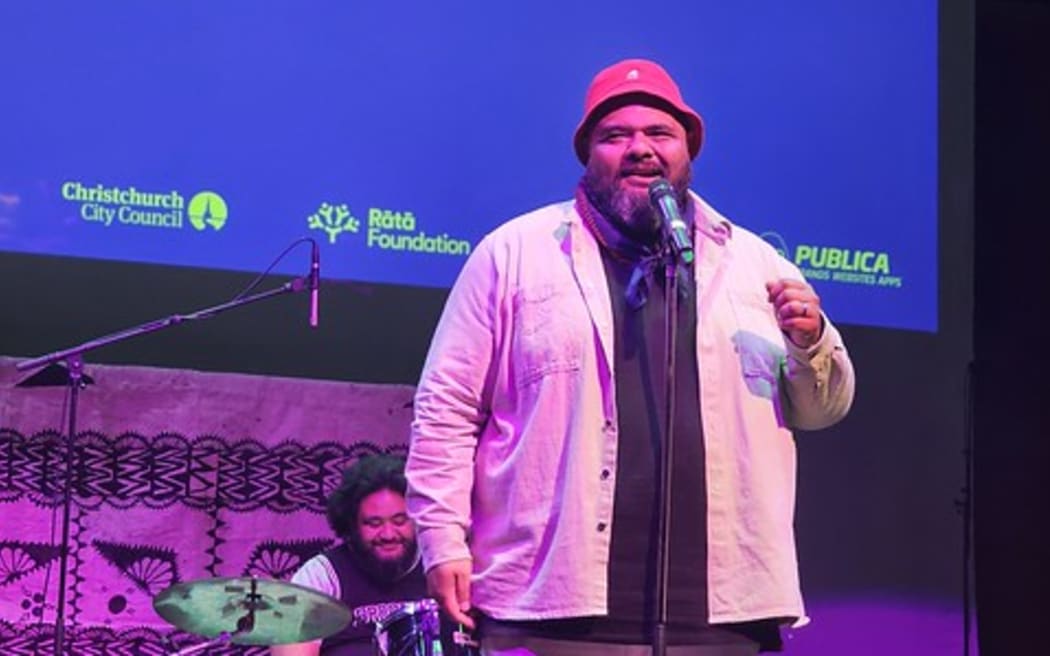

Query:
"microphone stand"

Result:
[[651, 246, 687, 656], [14, 275, 312, 656]]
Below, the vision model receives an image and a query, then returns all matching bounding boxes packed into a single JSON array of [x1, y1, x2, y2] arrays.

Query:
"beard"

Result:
[[581, 165, 692, 241], [347, 532, 418, 584]]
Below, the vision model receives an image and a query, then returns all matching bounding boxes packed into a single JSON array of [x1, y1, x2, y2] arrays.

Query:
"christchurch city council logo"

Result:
[[308, 202, 360, 244], [188, 191, 228, 231]]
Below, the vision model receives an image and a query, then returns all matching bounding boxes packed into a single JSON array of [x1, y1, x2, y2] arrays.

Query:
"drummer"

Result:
[[272, 453, 427, 656]]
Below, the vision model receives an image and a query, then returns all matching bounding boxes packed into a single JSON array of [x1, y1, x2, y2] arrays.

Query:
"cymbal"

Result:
[[153, 576, 351, 646]]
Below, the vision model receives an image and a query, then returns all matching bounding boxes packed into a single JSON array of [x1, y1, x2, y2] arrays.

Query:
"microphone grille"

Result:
[[648, 178, 673, 201]]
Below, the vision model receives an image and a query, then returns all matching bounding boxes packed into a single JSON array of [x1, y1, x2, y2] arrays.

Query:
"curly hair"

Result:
[[326, 453, 408, 538]]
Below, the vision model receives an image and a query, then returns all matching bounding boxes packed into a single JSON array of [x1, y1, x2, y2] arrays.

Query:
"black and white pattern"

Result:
[[0, 430, 407, 654]]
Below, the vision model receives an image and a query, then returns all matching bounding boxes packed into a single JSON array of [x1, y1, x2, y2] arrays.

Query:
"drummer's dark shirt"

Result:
[[320, 543, 428, 656]]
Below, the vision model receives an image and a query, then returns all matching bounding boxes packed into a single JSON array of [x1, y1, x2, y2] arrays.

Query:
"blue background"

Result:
[[0, 1, 937, 331]]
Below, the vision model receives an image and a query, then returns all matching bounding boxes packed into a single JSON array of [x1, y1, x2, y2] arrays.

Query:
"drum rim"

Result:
[[374, 597, 440, 631]]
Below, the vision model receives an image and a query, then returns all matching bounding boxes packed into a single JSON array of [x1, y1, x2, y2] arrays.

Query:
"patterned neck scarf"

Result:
[[574, 181, 690, 309]]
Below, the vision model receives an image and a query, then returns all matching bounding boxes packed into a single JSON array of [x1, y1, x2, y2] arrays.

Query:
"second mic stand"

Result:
[[14, 275, 312, 656]]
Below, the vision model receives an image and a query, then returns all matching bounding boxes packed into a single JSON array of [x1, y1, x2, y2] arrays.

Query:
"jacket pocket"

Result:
[[511, 283, 584, 388], [727, 291, 787, 400]]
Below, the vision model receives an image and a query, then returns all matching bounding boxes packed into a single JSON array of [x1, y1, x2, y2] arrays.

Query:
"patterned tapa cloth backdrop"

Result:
[[0, 355, 416, 655]]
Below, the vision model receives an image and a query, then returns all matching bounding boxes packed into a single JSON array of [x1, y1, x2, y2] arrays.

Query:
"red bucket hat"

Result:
[[573, 58, 705, 164]]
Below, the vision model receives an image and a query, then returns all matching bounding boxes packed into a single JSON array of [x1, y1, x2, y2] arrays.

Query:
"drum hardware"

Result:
[[374, 598, 479, 656]]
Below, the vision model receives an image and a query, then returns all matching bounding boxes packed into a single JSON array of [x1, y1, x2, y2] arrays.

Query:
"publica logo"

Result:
[[61, 181, 227, 233], [760, 231, 903, 288], [307, 201, 471, 256], [188, 191, 228, 231]]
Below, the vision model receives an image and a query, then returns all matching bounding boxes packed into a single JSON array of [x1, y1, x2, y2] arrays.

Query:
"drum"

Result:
[[374, 598, 479, 656]]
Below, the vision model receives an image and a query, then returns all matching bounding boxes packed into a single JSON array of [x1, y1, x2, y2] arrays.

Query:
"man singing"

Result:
[[406, 58, 855, 655]]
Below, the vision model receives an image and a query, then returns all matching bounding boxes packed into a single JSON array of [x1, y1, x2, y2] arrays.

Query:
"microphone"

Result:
[[648, 178, 694, 265], [309, 240, 320, 328]]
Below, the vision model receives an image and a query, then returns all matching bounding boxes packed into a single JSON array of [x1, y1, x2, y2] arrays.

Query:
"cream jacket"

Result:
[[406, 192, 855, 625]]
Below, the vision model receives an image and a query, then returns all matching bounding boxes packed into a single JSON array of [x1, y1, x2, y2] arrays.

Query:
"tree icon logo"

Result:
[[308, 202, 359, 244]]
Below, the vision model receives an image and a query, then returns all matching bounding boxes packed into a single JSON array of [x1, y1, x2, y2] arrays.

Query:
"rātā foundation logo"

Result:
[[307, 200, 472, 257]]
